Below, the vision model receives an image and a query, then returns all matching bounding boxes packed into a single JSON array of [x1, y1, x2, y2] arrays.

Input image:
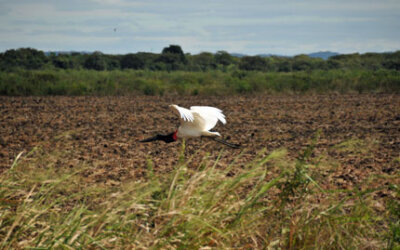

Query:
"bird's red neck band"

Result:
[[172, 131, 178, 141]]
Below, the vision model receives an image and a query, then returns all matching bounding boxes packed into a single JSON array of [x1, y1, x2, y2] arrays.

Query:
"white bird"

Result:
[[140, 104, 240, 148]]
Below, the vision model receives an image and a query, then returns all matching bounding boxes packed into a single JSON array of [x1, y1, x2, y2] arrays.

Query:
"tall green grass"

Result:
[[1, 137, 397, 249], [0, 69, 399, 96]]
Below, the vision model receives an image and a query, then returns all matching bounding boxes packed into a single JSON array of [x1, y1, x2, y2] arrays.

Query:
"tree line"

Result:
[[1, 45, 399, 72]]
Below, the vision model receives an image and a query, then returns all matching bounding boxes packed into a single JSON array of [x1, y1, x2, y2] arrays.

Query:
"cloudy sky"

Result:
[[0, 0, 399, 55]]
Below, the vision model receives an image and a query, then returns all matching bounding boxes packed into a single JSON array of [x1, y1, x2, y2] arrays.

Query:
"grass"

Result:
[[0, 137, 399, 249], [1, 69, 400, 96]]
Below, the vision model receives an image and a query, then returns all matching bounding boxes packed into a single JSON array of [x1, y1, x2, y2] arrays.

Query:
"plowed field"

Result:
[[1, 95, 399, 192]]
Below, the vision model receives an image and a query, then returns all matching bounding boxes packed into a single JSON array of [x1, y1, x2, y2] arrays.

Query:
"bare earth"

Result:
[[1, 95, 399, 194]]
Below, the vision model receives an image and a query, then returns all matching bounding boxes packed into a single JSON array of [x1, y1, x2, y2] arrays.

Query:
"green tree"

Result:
[[157, 45, 187, 71], [104, 55, 121, 70], [239, 56, 267, 71], [292, 55, 312, 71], [0, 48, 47, 70], [191, 52, 216, 71], [382, 51, 400, 70], [215, 51, 234, 67], [275, 57, 292, 72], [50, 53, 76, 69], [121, 54, 145, 69], [328, 53, 362, 70], [83, 51, 107, 70], [162, 45, 185, 56]]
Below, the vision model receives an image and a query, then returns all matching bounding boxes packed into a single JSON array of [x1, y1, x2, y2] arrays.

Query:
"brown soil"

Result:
[[1, 95, 399, 192]]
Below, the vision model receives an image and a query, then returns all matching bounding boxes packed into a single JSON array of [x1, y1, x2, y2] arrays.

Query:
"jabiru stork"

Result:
[[140, 104, 240, 148]]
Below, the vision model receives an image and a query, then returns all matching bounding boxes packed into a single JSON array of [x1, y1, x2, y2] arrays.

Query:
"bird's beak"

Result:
[[139, 135, 159, 143]]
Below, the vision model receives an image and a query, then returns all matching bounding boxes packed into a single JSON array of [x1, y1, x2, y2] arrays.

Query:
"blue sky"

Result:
[[0, 0, 399, 55]]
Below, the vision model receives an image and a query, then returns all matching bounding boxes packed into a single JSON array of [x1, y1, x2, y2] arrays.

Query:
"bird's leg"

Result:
[[212, 137, 241, 149]]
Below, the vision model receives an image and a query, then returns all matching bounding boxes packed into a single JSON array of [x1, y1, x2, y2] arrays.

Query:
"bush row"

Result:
[[1, 69, 399, 96], [1, 47, 399, 72]]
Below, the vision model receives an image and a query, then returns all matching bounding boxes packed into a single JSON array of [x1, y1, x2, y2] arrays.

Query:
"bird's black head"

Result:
[[140, 131, 178, 144]]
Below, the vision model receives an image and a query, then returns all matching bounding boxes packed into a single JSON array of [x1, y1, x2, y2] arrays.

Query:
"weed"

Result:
[[0, 138, 395, 249], [1, 69, 399, 96]]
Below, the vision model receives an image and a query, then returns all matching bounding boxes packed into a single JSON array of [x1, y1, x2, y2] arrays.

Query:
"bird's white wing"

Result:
[[170, 104, 194, 122], [190, 106, 226, 131]]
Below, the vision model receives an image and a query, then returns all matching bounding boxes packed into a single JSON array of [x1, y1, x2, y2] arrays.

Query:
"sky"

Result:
[[0, 0, 399, 56]]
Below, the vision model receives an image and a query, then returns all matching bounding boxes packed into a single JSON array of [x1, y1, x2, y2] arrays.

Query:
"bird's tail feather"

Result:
[[212, 137, 241, 149]]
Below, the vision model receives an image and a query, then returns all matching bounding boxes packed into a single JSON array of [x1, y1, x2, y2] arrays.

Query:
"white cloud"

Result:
[[90, 0, 125, 5], [0, 0, 399, 54]]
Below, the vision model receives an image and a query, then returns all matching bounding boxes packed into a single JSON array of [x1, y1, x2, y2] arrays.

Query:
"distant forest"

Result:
[[0, 45, 399, 95], [1, 45, 399, 72]]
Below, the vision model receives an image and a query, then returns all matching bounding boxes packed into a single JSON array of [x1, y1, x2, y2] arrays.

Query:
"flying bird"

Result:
[[140, 104, 240, 148]]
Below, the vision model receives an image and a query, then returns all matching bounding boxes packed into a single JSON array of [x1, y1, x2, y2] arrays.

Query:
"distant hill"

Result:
[[231, 51, 340, 59], [231, 53, 287, 58], [44, 51, 91, 56], [257, 53, 288, 58], [44, 50, 340, 60], [230, 53, 247, 58], [307, 51, 340, 60]]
